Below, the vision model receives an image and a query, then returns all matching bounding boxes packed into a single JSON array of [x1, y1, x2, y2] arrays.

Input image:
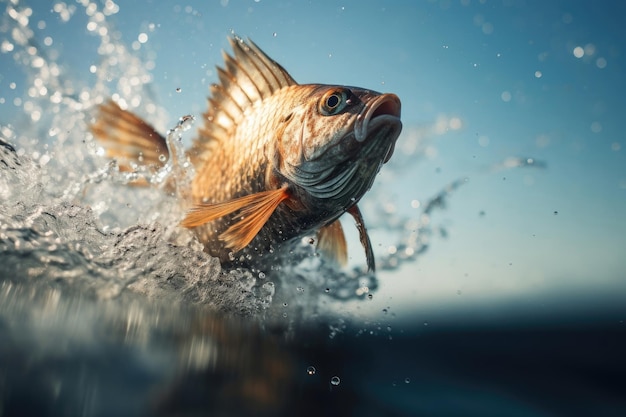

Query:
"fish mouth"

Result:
[[355, 93, 401, 142]]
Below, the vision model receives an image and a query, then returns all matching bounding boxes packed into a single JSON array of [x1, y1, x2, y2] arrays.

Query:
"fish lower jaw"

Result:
[[355, 93, 402, 142]]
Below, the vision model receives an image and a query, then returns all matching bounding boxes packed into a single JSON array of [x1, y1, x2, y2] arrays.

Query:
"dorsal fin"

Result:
[[191, 36, 297, 164]]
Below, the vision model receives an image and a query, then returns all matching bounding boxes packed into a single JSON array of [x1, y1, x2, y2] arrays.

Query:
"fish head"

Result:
[[277, 85, 402, 215]]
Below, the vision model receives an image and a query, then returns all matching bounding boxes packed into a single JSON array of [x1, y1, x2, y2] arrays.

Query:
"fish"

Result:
[[90, 36, 402, 271]]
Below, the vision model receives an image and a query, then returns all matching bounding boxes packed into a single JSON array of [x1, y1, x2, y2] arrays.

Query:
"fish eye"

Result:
[[319, 89, 350, 116], [326, 94, 340, 109]]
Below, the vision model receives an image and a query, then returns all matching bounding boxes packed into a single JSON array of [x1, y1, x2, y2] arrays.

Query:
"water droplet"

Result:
[[367, 294, 373, 300], [272, 32, 277, 37], [258, 271, 265, 279], [324, 288, 330, 293], [423, 321, 429, 326], [573, 46, 584, 58], [405, 377, 411, 384], [283, 302, 288, 307], [175, 87, 182, 93], [330, 376, 340, 386], [306, 366, 316, 375], [228, 251, 235, 261], [158, 154, 167, 162]]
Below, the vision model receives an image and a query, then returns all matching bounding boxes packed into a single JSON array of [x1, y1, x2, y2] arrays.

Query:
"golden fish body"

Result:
[[91, 37, 402, 270]]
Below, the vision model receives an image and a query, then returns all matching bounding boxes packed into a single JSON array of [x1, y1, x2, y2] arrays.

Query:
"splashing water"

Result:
[[0, 0, 544, 324]]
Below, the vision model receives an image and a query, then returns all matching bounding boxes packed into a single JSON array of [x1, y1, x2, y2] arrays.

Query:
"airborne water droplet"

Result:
[[158, 154, 166, 162], [306, 366, 316, 375], [330, 376, 340, 386]]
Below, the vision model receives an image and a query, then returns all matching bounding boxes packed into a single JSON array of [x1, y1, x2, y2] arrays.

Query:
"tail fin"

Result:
[[90, 100, 168, 174]]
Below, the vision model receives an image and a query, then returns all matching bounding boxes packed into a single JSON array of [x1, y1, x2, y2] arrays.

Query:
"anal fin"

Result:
[[317, 220, 348, 267]]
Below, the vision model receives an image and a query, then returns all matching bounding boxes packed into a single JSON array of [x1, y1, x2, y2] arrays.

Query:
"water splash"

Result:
[[0, 0, 545, 323]]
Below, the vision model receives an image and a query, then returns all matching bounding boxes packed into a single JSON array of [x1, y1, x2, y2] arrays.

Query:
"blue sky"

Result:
[[1, 0, 624, 317]]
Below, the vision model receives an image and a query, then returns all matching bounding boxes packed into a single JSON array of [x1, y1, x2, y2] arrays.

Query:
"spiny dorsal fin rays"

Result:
[[90, 100, 168, 169], [189, 36, 297, 164], [181, 185, 289, 253], [317, 220, 348, 267], [243, 37, 297, 88], [222, 51, 262, 105], [230, 40, 276, 97], [209, 84, 239, 124], [229, 36, 297, 95], [347, 205, 376, 273]]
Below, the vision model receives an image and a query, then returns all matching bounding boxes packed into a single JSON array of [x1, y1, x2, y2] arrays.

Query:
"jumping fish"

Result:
[[90, 36, 402, 271]]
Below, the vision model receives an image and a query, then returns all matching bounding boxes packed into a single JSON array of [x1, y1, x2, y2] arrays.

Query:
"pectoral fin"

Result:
[[317, 220, 348, 267], [90, 100, 168, 173], [348, 205, 375, 272], [181, 186, 289, 252]]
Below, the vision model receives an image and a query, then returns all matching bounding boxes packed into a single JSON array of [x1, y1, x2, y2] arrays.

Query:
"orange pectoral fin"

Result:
[[347, 205, 375, 273], [181, 185, 289, 252], [317, 220, 348, 267]]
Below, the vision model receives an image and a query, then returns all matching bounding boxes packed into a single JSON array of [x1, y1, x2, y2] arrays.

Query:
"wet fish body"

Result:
[[91, 37, 402, 270]]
